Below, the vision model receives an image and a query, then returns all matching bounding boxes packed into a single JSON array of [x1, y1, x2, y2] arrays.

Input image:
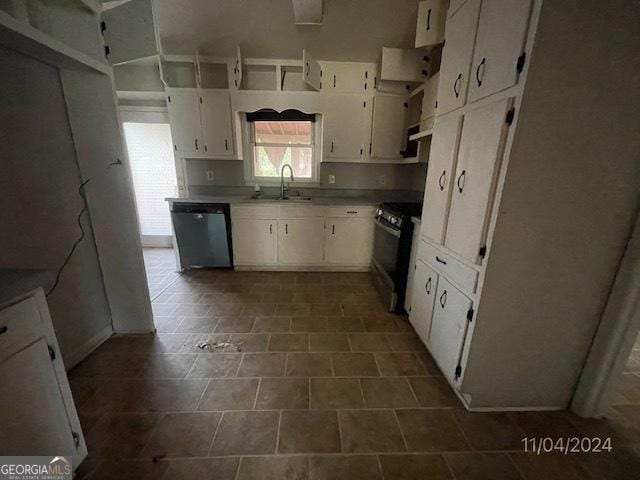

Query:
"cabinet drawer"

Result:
[[326, 206, 375, 218], [231, 205, 278, 219], [0, 296, 42, 362], [279, 205, 325, 218], [419, 240, 478, 294]]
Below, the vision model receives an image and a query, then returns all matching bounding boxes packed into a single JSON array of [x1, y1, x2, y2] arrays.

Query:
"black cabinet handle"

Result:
[[436, 256, 447, 265], [330, 141, 334, 153], [195, 139, 198, 150], [332, 224, 335, 235], [457, 170, 466, 193], [425, 277, 432, 294], [269, 223, 272, 234], [454, 73, 462, 98], [204, 144, 208, 152], [439, 290, 447, 308], [306, 62, 310, 76], [426, 8, 432, 30], [333, 75, 336, 88], [438, 170, 446, 191], [476, 57, 486, 87], [224, 139, 228, 151], [285, 223, 288, 234], [0, 325, 7, 335]]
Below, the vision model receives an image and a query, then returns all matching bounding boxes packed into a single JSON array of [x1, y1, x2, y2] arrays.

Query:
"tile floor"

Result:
[[143, 247, 181, 299], [70, 271, 640, 479]]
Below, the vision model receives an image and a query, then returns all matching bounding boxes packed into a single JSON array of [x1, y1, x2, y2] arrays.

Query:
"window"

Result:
[[247, 112, 319, 183]]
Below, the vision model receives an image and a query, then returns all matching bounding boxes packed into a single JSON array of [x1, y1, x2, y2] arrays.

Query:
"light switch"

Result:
[[206, 170, 214, 181], [328, 174, 336, 184], [379, 175, 386, 185]]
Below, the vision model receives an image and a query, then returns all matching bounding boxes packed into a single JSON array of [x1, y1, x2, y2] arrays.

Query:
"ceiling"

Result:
[[153, 0, 419, 62]]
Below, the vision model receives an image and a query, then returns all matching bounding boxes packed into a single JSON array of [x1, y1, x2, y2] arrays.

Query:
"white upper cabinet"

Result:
[[380, 47, 429, 83], [415, 0, 447, 48], [370, 94, 407, 159], [233, 45, 243, 89], [325, 218, 374, 266], [200, 91, 234, 156], [421, 72, 439, 124], [427, 277, 472, 382], [436, 0, 481, 115], [322, 94, 370, 160], [445, 98, 512, 263], [278, 218, 325, 265], [321, 62, 372, 93], [421, 115, 463, 244], [166, 88, 202, 155], [102, 0, 158, 65], [409, 259, 439, 345], [302, 49, 322, 90], [232, 218, 277, 265], [468, 0, 532, 102]]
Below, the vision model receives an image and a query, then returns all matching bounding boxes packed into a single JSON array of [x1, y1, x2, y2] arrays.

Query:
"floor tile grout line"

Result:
[[505, 452, 528, 480], [275, 410, 283, 455], [376, 454, 385, 480], [207, 409, 225, 456], [404, 377, 422, 407], [448, 408, 474, 451], [441, 453, 459, 480], [392, 409, 409, 452], [358, 378, 368, 409], [194, 378, 213, 411], [252, 377, 262, 410]]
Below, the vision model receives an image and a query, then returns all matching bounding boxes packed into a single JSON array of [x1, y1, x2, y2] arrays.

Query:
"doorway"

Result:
[[121, 113, 181, 299]]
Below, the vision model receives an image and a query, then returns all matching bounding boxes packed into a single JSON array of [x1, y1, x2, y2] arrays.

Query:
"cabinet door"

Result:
[[325, 218, 374, 266], [436, 0, 481, 115], [445, 98, 511, 262], [166, 88, 202, 155], [278, 218, 324, 265], [323, 94, 369, 160], [421, 72, 439, 123], [102, 0, 157, 65], [415, 0, 447, 48], [427, 277, 472, 382], [321, 62, 370, 93], [468, 0, 532, 102], [200, 91, 234, 156], [302, 49, 322, 91], [421, 116, 463, 244], [232, 218, 277, 265], [380, 48, 429, 83], [370, 95, 407, 159], [409, 260, 439, 345]]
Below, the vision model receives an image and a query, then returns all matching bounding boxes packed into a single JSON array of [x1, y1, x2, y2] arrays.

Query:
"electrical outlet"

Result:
[[379, 175, 386, 185], [206, 170, 214, 181], [328, 174, 335, 184]]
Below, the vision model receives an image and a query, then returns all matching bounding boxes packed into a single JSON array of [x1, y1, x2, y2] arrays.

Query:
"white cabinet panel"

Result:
[[421, 72, 439, 124], [302, 49, 322, 91], [468, 0, 532, 102], [448, 0, 468, 17], [0, 292, 86, 463], [102, 0, 157, 65], [427, 277, 472, 382], [409, 260, 439, 345], [200, 90, 234, 156], [415, 0, 447, 48], [380, 47, 429, 83], [232, 218, 277, 265], [322, 94, 370, 160], [278, 218, 324, 265], [445, 98, 511, 263], [436, 0, 481, 115], [325, 218, 373, 266], [321, 62, 371, 93], [404, 224, 421, 313], [370, 94, 406, 159], [166, 88, 202, 155], [421, 116, 463, 244]]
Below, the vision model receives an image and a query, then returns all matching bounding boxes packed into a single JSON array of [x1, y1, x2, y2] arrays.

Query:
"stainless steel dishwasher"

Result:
[[171, 203, 233, 269]]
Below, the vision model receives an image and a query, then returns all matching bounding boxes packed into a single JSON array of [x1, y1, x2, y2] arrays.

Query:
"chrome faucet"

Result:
[[280, 164, 294, 200]]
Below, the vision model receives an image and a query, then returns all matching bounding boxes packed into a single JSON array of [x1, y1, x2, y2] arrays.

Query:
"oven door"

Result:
[[371, 216, 401, 310]]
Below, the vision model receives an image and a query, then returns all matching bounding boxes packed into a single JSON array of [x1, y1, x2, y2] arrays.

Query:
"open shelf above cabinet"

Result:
[[409, 128, 434, 141]]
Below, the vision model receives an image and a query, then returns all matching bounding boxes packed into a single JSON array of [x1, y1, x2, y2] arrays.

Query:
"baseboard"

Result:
[[234, 265, 372, 272], [63, 324, 113, 371]]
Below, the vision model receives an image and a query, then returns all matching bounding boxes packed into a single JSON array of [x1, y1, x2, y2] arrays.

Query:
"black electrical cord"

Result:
[[46, 178, 91, 297]]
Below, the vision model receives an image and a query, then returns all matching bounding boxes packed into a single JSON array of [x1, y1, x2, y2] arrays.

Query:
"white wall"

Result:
[[0, 47, 112, 365]]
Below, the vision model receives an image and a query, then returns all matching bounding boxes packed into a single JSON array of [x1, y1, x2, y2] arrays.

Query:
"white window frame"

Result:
[[243, 114, 321, 186]]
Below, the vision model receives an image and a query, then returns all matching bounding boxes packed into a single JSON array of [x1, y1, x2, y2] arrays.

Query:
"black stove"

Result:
[[371, 202, 423, 313]]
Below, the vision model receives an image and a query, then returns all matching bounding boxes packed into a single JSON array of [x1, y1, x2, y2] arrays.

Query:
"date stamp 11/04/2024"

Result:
[[522, 437, 613, 455]]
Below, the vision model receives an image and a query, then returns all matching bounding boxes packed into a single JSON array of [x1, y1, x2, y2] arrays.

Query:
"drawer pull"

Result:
[[439, 290, 447, 308], [347, 211, 358, 214], [425, 277, 432, 294], [0, 325, 7, 335], [453, 73, 462, 98], [435, 256, 447, 265], [438, 170, 446, 191], [457, 170, 466, 193]]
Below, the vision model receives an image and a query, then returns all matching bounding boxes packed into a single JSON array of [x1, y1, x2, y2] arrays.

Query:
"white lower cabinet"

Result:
[[409, 260, 439, 345], [0, 290, 87, 464], [404, 224, 421, 313], [278, 218, 325, 265], [232, 218, 277, 266], [325, 218, 373, 266], [427, 277, 472, 383]]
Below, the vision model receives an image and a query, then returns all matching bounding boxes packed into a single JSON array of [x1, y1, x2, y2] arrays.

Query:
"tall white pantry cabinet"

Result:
[[409, 0, 640, 410]]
